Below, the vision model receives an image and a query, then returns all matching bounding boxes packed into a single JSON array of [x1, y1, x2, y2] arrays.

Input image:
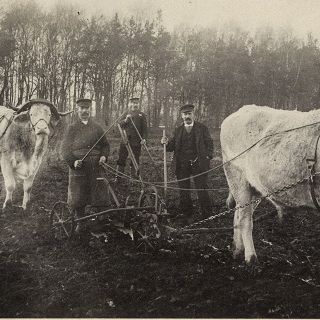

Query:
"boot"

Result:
[[74, 207, 85, 234], [114, 165, 124, 182]]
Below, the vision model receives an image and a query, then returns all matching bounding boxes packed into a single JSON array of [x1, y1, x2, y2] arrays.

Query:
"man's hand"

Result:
[[74, 160, 83, 169], [125, 114, 132, 122], [140, 139, 146, 146], [99, 156, 107, 165], [161, 136, 168, 145]]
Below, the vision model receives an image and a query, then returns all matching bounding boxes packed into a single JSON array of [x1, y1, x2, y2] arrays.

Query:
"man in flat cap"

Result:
[[161, 104, 213, 222], [115, 97, 148, 180], [61, 98, 110, 231]]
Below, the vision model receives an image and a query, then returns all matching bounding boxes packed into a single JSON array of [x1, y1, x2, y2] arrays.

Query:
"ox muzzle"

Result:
[[31, 118, 51, 135]]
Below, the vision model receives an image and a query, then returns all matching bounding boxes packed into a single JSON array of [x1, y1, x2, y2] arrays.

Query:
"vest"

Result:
[[180, 127, 197, 161]]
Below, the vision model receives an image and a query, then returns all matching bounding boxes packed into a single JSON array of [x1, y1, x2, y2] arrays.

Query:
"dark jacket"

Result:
[[120, 110, 148, 146], [61, 118, 110, 169], [166, 121, 214, 174]]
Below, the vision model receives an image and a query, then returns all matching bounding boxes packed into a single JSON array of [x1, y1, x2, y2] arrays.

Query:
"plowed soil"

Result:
[[1, 142, 320, 318]]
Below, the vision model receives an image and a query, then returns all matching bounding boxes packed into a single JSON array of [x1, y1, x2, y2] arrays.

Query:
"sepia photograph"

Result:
[[0, 0, 320, 317]]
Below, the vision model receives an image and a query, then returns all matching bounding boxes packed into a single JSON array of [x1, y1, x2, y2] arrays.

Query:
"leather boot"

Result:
[[74, 207, 85, 234]]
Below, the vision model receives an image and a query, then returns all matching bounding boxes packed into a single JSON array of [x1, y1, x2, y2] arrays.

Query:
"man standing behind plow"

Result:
[[115, 97, 148, 180], [61, 98, 110, 231], [161, 104, 213, 223]]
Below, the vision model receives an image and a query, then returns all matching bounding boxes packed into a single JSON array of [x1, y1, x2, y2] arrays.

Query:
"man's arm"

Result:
[[61, 126, 77, 169], [166, 129, 176, 152], [119, 113, 129, 129]]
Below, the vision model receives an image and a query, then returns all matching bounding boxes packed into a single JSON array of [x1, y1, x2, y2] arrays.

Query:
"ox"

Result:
[[0, 99, 68, 211], [220, 104, 320, 264]]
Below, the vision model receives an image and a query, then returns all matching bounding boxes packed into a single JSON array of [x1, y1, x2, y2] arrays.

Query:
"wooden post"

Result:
[[160, 126, 168, 200]]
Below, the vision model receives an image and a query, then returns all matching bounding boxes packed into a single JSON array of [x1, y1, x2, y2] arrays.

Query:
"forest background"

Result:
[[0, 0, 320, 130]]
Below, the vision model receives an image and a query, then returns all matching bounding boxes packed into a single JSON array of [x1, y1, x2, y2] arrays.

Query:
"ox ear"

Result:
[[13, 111, 29, 123], [50, 116, 60, 128]]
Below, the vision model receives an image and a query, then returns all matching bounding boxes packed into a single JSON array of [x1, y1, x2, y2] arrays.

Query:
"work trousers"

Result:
[[67, 150, 109, 215], [117, 143, 141, 167], [177, 161, 212, 217]]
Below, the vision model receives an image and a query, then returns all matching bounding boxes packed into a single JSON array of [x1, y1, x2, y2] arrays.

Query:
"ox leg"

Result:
[[224, 163, 258, 264], [22, 176, 35, 211], [235, 188, 258, 264], [1, 158, 15, 210], [233, 207, 244, 259], [268, 199, 286, 222]]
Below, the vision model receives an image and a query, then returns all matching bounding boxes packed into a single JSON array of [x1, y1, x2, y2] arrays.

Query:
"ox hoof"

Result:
[[21, 203, 32, 216], [245, 254, 259, 266], [2, 201, 13, 215], [232, 242, 244, 260], [232, 250, 244, 261]]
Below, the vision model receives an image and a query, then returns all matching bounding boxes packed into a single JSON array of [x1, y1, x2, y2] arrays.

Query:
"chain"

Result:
[[181, 171, 320, 230]]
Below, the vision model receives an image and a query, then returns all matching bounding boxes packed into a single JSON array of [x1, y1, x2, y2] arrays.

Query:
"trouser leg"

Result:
[[74, 206, 86, 233], [177, 163, 193, 216], [193, 166, 212, 217], [117, 143, 128, 167], [114, 165, 125, 182], [116, 143, 128, 182]]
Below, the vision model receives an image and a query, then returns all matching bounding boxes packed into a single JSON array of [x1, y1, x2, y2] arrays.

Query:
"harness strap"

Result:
[[0, 113, 15, 140], [307, 133, 320, 212]]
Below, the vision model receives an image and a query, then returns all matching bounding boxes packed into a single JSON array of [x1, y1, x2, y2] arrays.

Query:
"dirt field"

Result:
[[1, 142, 320, 317]]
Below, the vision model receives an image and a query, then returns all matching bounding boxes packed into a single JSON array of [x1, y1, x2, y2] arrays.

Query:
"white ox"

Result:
[[0, 99, 68, 211], [220, 104, 320, 264]]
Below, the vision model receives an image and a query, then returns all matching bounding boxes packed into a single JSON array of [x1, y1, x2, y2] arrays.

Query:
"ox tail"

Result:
[[226, 191, 236, 209]]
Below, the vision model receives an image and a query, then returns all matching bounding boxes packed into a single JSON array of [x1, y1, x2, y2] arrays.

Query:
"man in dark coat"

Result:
[[161, 104, 213, 220], [61, 98, 110, 230], [116, 97, 148, 178]]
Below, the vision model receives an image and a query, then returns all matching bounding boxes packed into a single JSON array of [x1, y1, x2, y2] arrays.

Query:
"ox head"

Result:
[[14, 99, 70, 135]]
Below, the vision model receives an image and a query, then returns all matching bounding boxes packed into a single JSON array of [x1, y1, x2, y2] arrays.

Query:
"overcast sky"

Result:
[[33, 0, 320, 39]]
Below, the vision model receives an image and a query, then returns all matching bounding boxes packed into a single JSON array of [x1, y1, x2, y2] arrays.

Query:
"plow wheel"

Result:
[[134, 186, 168, 252], [138, 186, 166, 215], [134, 213, 162, 252], [49, 201, 74, 240]]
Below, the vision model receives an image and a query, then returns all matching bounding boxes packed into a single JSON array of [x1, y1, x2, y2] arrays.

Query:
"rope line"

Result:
[[107, 119, 320, 186], [181, 171, 320, 230], [102, 116, 320, 191], [164, 119, 320, 184], [101, 162, 229, 192]]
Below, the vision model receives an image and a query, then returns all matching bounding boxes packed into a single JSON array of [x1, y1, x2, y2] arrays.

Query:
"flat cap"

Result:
[[180, 104, 195, 113], [76, 98, 92, 107], [129, 97, 140, 102]]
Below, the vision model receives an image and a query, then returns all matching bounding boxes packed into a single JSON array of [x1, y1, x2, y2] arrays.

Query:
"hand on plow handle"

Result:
[[74, 159, 83, 169], [125, 114, 132, 122], [161, 136, 168, 145], [99, 156, 107, 165]]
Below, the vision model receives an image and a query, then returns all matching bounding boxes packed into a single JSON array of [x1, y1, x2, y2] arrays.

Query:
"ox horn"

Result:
[[58, 110, 73, 116]]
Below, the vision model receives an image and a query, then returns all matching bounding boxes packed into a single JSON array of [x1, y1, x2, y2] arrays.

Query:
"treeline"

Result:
[[0, 1, 320, 129]]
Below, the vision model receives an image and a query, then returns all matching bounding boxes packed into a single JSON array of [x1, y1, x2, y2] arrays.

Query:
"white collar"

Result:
[[184, 121, 194, 127], [81, 120, 89, 125]]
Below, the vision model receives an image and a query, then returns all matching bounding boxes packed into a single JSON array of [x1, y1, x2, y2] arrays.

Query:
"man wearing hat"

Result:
[[116, 97, 148, 179], [161, 104, 213, 221], [61, 98, 110, 231]]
